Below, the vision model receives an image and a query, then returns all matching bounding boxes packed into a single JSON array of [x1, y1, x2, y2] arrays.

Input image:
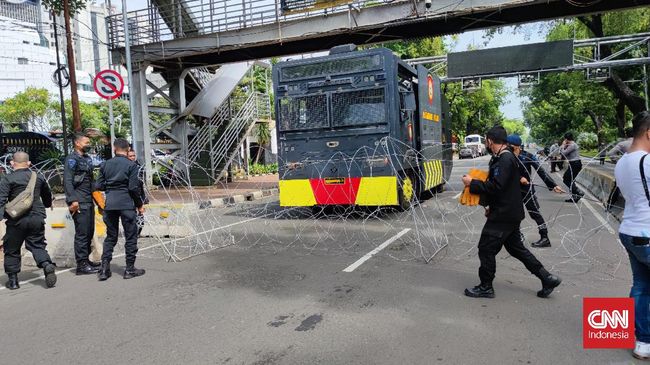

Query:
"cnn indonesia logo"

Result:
[[583, 298, 635, 349]]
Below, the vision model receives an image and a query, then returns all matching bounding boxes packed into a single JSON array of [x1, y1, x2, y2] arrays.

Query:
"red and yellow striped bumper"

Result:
[[279, 176, 398, 207]]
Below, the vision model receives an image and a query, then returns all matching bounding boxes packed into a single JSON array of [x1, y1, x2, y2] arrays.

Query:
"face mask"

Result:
[[82, 146, 92, 153]]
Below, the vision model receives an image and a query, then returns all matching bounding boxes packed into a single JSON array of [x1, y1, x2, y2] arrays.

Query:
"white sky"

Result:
[[106, 1, 547, 119]]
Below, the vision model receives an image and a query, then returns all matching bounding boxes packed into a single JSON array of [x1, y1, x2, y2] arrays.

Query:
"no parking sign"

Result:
[[93, 69, 124, 100]]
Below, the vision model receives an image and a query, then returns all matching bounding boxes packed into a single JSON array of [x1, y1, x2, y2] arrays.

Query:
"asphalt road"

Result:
[[0, 155, 640, 365]]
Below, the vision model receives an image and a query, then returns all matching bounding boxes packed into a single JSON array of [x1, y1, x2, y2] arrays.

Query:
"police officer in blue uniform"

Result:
[[63, 133, 100, 275], [95, 138, 145, 281], [462, 126, 561, 299], [507, 134, 565, 248]]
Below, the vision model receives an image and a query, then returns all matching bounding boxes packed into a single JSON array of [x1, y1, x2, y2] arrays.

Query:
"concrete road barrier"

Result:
[[18, 204, 194, 268], [20, 207, 105, 268], [576, 165, 624, 221], [14, 188, 281, 268]]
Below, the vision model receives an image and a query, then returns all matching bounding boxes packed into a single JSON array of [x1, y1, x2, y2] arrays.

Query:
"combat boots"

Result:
[[123, 265, 145, 280], [5, 273, 19, 290], [76, 260, 100, 275], [43, 262, 57, 288], [536, 269, 562, 298], [88, 260, 101, 268], [464, 284, 495, 298], [532, 236, 551, 248], [97, 261, 111, 281]]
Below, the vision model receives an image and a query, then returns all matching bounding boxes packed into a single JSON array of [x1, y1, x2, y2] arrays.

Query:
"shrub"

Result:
[[577, 132, 598, 150]]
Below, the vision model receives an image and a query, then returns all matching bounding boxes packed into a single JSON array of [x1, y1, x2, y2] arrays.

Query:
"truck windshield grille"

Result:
[[332, 88, 386, 127], [281, 55, 381, 80], [278, 94, 328, 131]]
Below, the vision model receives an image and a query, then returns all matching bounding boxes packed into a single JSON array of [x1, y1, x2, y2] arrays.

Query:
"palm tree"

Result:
[[254, 122, 271, 165]]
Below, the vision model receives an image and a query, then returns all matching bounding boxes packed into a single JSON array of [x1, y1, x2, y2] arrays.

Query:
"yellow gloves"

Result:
[[459, 169, 488, 206]]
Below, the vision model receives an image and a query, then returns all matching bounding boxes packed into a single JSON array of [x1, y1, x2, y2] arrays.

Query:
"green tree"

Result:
[[41, 0, 87, 15], [523, 70, 616, 145], [444, 79, 508, 138], [502, 118, 527, 138], [517, 8, 649, 143], [0, 88, 53, 132], [382, 38, 446, 59], [49, 99, 104, 133], [97, 99, 131, 138]]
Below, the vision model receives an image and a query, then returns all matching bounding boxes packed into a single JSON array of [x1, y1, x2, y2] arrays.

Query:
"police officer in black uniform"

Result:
[[507, 134, 565, 248], [128, 149, 148, 236], [95, 138, 145, 281], [0, 152, 57, 289], [462, 126, 561, 299], [64, 133, 100, 275]]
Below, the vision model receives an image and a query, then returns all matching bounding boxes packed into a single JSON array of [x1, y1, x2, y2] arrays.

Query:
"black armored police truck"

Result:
[[273, 45, 452, 209]]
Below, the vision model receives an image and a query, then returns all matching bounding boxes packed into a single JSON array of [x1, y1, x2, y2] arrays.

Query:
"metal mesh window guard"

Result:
[[280, 55, 381, 80], [331, 88, 385, 127], [278, 94, 328, 131]]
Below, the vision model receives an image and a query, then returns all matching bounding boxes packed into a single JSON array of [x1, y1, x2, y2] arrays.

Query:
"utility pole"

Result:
[[107, 0, 115, 155], [52, 12, 69, 156], [63, 0, 82, 132]]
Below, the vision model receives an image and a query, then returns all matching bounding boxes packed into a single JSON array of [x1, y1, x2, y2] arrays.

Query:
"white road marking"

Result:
[[577, 183, 617, 235], [453, 191, 462, 199], [0, 242, 163, 291], [343, 228, 411, 273]]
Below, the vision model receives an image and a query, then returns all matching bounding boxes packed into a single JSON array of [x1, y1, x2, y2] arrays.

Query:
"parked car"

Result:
[[151, 149, 172, 163], [459, 145, 478, 159]]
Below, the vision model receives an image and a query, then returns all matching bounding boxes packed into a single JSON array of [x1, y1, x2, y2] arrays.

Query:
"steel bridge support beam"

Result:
[[170, 72, 189, 160], [131, 64, 154, 186]]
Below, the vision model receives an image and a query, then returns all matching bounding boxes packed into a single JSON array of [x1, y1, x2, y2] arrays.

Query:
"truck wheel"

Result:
[[397, 176, 415, 211]]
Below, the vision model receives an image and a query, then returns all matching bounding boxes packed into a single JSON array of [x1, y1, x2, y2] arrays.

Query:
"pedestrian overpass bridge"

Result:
[[107, 0, 649, 185]]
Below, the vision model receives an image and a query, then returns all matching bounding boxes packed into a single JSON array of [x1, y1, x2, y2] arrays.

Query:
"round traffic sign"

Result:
[[93, 69, 124, 100]]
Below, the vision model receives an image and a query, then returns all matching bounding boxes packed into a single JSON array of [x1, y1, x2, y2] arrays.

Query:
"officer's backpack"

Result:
[[5, 172, 37, 219]]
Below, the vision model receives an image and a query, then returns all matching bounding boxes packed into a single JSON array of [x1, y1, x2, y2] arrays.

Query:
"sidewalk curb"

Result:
[[199, 188, 279, 209]]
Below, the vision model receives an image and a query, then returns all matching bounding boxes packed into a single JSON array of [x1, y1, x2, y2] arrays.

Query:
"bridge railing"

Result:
[[107, 0, 396, 49]]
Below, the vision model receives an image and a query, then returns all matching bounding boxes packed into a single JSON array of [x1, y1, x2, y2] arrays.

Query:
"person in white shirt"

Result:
[[549, 142, 561, 172], [614, 111, 650, 360]]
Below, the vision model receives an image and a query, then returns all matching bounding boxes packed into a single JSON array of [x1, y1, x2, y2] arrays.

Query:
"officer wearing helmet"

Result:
[[507, 134, 564, 248]]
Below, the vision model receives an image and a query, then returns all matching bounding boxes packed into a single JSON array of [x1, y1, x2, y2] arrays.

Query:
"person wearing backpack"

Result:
[[0, 152, 56, 290], [614, 111, 650, 360]]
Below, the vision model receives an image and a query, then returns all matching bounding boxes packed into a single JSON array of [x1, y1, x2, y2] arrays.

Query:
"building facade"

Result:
[[0, 0, 113, 105], [43, 1, 111, 76]]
